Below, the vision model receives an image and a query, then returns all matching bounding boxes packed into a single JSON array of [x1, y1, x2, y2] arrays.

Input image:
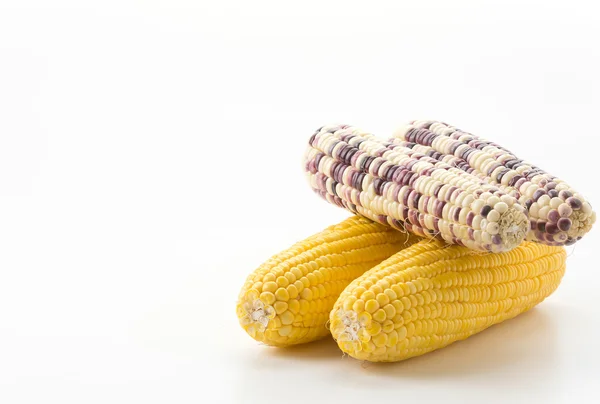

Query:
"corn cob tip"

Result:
[[237, 292, 277, 342], [495, 205, 530, 251]]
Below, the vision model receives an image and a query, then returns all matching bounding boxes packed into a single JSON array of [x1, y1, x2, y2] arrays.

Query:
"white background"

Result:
[[1, 1, 599, 403]]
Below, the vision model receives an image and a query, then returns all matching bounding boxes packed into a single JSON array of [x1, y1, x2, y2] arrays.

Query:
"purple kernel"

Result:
[[453, 207, 461, 221], [567, 197, 582, 210], [559, 190, 573, 199], [548, 189, 559, 198], [533, 189, 546, 201], [546, 223, 559, 235], [492, 234, 502, 244], [466, 211, 475, 226], [557, 217, 572, 231], [546, 182, 557, 190], [537, 221, 546, 232], [548, 209, 560, 223], [480, 205, 492, 217]]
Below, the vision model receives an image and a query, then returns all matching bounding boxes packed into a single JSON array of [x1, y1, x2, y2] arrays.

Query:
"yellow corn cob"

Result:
[[237, 215, 421, 347], [330, 238, 566, 362]]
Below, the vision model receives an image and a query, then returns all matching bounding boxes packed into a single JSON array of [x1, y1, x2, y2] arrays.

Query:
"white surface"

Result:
[[1, 1, 599, 403]]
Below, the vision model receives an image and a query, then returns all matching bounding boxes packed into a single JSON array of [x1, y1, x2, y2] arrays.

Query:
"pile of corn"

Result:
[[236, 121, 594, 363]]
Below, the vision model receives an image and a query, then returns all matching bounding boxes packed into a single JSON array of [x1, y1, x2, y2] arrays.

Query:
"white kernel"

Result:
[[519, 181, 532, 193], [471, 199, 485, 214], [549, 197, 562, 209], [526, 184, 538, 198], [487, 210, 500, 223], [500, 195, 514, 206], [494, 202, 508, 214], [482, 231, 492, 244], [537, 194, 551, 207], [462, 194, 475, 208], [538, 206, 550, 219], [582, 202, 593, 215], [459, 208, 468, 225], [558, 203, 572, 218], [472, 215, 482, 230], [487, 196, 500, 207], [480, 192, 493, 200], [486, 222, 500, 235], [530, 203, 540, 217]]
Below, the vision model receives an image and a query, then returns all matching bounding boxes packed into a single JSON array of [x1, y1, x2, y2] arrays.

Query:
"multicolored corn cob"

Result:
[[304, 125, 529, 253], [330, 238, 566, 362], [236, 215, 421, 347], [394, 120, 595, 246]]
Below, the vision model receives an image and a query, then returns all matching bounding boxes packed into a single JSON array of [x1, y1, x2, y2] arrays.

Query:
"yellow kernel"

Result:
[[406, 322, 415, 338], [365, 299, 380, 314], [284, 272, 296, 284], [293, 280, 304, 293], [358, 328, 371, 342], [391, 285, 404, 298], [260, 291, 276, 305], [288, 299, 300, 314], [280, 311, 294, 325], [358, 311, 372, 326], [300, 277, 310, 288], [299, 299, 309, 315], [287, 284, 299, 299], [382, 320, 395, 333], [275, 288, 290, 301], [366, 321, 382, 336], [400, 296, 412, 310], [352, 286, 367, 297], [387, 330, 399, 346], [301, 288, 313, 300], [262, 281, 278, 293], [306, 273, 318, 285], [373, 308, 387, 322], [352, 299, 365, 313], [376, 293, 390, 306], [273, 301, 288, 314], [383, 304, 396, 319], [362, 291, 376, 301], [343, 296, 357, 311], [397, 326, 407, 340], [277, 276, 290, 288], [384, 289, 398, 301], [291, 267, 303, 279], [373, 333, 388, 347], [278, 325, 292, 337], [362, 341, 376, 353]]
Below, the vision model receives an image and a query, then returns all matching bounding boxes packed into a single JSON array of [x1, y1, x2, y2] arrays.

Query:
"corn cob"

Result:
[[394, 120, 595, 246], [236, 215, 421, 347], [304, 125, 529, 253], [330, 238, 566, 362]]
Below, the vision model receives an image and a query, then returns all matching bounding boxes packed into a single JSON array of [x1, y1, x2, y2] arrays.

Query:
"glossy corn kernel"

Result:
[[395, 120, 595, 246], [330, 238, 566, 362], [236, 216, 421, 347], [304, 125, 529, 253]]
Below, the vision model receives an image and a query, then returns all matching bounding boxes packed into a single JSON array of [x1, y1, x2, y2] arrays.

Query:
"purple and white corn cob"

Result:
[[304, 124, 529, 253], [394, 120, 595, 246]]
